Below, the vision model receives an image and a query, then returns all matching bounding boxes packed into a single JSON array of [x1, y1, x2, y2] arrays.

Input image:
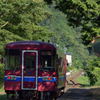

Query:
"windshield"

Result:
[[5, 49, 20, 70], [24, 52, 36, 70], [40, 51, 56, 70]]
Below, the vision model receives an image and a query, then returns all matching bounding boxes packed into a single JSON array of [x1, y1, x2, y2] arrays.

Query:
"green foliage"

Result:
[[55, 0, 100, 45], [0, 0, 53, 55], [77, 75, 90, 86], [52, 0, 100, 86], [93, 67, 100, 86], [0, 64, 4, 80], [83, 56, 100, 86], [44, 0, 52, 4], [40, 7, 89, 68]]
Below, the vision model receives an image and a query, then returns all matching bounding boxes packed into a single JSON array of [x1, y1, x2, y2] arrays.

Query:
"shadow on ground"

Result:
[[90, 88, 100, 97], [57, 88, 100, 100], [0, 88, 100, 100]]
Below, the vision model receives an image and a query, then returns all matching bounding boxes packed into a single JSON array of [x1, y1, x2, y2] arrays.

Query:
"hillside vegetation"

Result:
[[0, 0, 100, 86]]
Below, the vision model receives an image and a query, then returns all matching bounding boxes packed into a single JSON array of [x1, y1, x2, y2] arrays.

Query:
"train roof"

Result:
[[5, 41, 56, 50]]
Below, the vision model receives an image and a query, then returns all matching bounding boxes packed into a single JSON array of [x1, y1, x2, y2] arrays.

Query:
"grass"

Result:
[[95, 81, 100, 86], [76, 75, 90, 87], [0, 87, 4, 93], [0, 94, 7, 100], [0, 81, 6, 100], [0, 81, 5, 92]]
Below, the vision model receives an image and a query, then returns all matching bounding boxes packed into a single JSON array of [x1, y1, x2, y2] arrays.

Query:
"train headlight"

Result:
[[43, 77, 52, 81], [7, 75, 16, 80]]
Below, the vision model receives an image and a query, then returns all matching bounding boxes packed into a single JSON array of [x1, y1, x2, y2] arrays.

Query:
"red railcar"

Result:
[[4, 41, 67, 100]]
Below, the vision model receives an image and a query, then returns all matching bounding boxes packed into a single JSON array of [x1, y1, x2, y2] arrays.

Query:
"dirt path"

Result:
[[66, 70, 84, 86], [57, 88, 100, 100], [58, 69, 100, 100]]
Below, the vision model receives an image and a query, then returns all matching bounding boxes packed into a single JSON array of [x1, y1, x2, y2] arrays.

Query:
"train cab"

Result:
[[4, 41, 67, 100]]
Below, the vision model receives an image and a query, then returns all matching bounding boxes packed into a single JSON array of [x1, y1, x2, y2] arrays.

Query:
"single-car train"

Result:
[[4, 41, 67, 100]]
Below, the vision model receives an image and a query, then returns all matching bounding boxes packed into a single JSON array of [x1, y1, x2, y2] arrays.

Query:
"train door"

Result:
[[21, 50, 38, 90]]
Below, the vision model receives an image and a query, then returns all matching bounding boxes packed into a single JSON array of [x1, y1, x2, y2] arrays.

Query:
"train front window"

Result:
[[24, 52, 36, 70], [5, 49, 20, 70], [40, 51, 56, 69]]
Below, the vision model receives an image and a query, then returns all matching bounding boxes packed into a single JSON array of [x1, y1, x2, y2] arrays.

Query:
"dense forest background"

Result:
[[0, 0, 100, 86]]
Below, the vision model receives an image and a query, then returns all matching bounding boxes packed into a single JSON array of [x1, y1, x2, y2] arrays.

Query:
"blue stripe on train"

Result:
[[4, 76, 57, 82]]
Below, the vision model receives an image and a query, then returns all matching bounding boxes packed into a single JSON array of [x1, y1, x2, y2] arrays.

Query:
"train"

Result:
[[4, 41, 68, 100]]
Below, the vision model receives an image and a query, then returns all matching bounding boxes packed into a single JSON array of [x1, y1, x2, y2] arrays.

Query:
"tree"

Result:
[[0, 0, 53, 55], [84, 57, 100, 85], [40, 6, 89, 68], [55, 0, 100, 45]]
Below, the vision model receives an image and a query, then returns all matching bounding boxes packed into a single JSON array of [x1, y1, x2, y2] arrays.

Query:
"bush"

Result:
[[0, 64, 4, 80], [77, 75, 90, 86], [84, 57, 99, 86], [93, 67, 100, 86]]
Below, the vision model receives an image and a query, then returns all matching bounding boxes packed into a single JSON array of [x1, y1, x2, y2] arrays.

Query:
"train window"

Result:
[[40, 51, 56, 69], [5, 49, 20, 70], [5, 55, 20, 70], [40, 55, 52, 67], [24, 54, 36, 70]]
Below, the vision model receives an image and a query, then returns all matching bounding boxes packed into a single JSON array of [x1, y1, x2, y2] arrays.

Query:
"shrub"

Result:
[[0, 64, 4, 80]]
